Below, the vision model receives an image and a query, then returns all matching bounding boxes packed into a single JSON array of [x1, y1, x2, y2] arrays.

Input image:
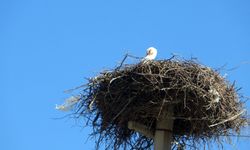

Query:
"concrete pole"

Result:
[[154, 107, 173, 150]]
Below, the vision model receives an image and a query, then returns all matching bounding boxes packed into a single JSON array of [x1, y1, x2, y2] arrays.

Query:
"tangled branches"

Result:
[[75, 57, 247, 150]]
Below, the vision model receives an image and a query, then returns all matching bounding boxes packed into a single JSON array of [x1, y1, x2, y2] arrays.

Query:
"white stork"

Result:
[[142, 47, 157, 62]]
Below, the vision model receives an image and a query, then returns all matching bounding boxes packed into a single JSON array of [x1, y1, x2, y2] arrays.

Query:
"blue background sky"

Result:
[[1, 0, 250, 150]]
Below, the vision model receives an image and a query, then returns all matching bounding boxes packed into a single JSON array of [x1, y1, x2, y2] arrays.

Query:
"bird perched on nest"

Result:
[[141, 47, 157, 63]]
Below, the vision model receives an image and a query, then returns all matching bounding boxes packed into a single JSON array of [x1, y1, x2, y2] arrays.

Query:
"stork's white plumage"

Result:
[[142, 47, 157, 62]]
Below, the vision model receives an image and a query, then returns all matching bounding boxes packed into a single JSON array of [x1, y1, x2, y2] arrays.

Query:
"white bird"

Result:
[[55, 96, 80, 111], [142, 47, 157, 62]]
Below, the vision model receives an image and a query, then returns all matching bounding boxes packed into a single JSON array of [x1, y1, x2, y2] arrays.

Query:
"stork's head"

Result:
[[146, 47, 157, 60]]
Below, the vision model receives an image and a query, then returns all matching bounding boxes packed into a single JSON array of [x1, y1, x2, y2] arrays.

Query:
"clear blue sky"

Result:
[[1, 0, 249, 150]]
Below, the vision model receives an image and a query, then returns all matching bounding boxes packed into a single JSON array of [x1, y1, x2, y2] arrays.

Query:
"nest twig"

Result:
[[74, 56, 247, 150]]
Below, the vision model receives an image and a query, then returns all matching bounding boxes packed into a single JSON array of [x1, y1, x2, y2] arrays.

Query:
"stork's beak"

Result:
[[146, 50, 152, 55]]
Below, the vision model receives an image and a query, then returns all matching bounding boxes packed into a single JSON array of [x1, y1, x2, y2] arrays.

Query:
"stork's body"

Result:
[[142, 47, 157, 62]]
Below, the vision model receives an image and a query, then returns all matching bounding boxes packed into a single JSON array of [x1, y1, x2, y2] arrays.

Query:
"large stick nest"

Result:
[[76, 57, 247, 150]]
